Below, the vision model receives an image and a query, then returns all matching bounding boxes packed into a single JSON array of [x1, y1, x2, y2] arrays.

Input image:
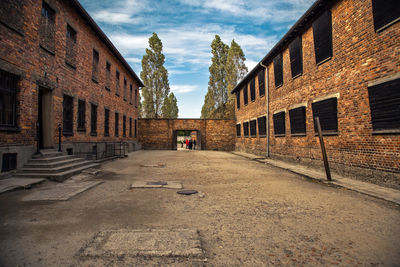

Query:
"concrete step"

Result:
[[14, 163, 100, 182], [24, 157, 82, 168], [33, 151, 67, 159], [28, 155, 76, 164], [19, 160, 94, 174]]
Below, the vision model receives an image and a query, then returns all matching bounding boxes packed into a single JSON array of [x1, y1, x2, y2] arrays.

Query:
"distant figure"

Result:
[[185, 139, 189, 149], [189, 139, 193, 150], [193, 140, 196, 150]]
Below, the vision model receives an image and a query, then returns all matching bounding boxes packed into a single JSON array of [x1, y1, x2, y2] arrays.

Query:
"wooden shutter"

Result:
[[289, 36, 303, 78], [312, 98, 338, 133], [289, 106, 306, 134], [250, 78, 256, 101], [312, 10, 332, 64], [63, 95, 73, 135], [104, 108, 109, 136], [243, 122, 249, 137], [273, 112, 285, 135], [243, 86, 248, 105], [372, 0, 400, 32], [258, 69, 265, 96], [273, 53, 283, 87], [368, 78, 400, 131], [236, 92, 240, 109], [90, 104, 97, 135], [250, 120, 257, 136], [257, 116, 266, 136], [236, 124, 241, 137], [77, 100, 85, 130]]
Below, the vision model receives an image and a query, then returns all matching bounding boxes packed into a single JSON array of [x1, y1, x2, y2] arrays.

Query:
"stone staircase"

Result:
[[13, 149, 100, 182]]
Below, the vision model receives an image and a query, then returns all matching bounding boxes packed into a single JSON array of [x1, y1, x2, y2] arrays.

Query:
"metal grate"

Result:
[[312, 10, 332, 64], [258, 69, 265, 96], [273, 112, 285, 135], [0, 69, 18, 127], [289, 36, 303, 78], [63, 95, 74, 135], [273, 53, 283, 87], [2, 153, 17, 172], [312, 98, 338, 133], [289, 106, 306, 134], [250, 78, 255, 101]]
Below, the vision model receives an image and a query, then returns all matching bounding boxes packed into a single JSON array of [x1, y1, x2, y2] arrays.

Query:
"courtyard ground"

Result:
[[0, 150, 399, 266]]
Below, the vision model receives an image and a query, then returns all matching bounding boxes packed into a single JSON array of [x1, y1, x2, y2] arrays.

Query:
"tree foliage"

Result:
[[140, 33, 170, 118], [162, 92, 179, 118]]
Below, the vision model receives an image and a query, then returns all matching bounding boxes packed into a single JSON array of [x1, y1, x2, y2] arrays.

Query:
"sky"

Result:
[[79, 0, 316, 118]]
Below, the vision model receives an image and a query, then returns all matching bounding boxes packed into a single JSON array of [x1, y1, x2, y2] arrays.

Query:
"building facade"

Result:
[[0, 0, 143, 171], [232, 0, 400, 188]]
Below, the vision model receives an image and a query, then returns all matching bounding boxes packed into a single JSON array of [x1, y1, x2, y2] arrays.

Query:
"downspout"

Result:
[[259, 62, 269, 157]]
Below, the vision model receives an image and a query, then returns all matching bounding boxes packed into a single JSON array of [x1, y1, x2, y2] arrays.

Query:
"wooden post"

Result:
[[315, 117, 332, 181]]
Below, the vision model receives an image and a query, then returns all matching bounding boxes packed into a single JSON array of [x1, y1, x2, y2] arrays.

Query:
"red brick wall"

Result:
[[235, 0, 400, 174], [0, 0, 140, 147]]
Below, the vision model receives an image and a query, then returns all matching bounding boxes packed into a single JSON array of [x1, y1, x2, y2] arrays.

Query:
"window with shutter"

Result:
[[273, 111, 285, 136], [236, 92, 240, 109], [66, 25, 77, 68], [115, 112, 119, 137], [236, 124, 241, 137], [129, 117, 132, 137], [250, 120, 257, 137], [40, 2, 55, 54], [243, 85, 248, 105], [123, 78, 127, 101], [257, 116, 266, 137], [312, 98, 338, 134], [105, 62, 111, 90], [312, 10, 332, 65], [92, 49, 99, 82], [90, 103, 97, 135], [250, 78, 256, 101], [0, 69, 18, 129], [116, 70, 120, 96], [104, 108, 109, 136], [368, 77, 400, 132], [134, 119, 137, 138], [258, 69, 265, 96], [130, 84, 133, 104], [77, 99, 85, 131], [273, 53, 283, 88], [289, 106, 306, 135], [243, 122, 249, 137], [289, 36, 303, 78], [63, 95, 73, 135], [0, 0, 25, 34], [123, 115, 126, 137], [372, 0, 400, 32]]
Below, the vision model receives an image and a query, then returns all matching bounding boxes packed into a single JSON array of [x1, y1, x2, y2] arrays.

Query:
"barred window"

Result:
[[312, 10, 332, 65], [105, 62, 111, 90], [129, 84, 133, 104], [250, 78, 256, 102], [0, 69, 18, 129], [273, 53, 283, 88], [135, 89, 138, 107], [257, 116, 266, 136], [312, 98, 338, 134], [134, 119, 137, 138], [371, 0, 400, 32], [115, 112, 119, 136], [0, 0, 25, 34], [92, 49, 99, 82], [243, 85, 248, 105], [273, 111, 285, 136], [123, 78, 127, 101], [236, 124, 241, 137], [63, 95, 73, 135], [250, 120, 257, 137], [77, 99, 85, 131], [289, 106, 306, 135], [243, 121, 249, 137], [116, 70, 120, 96], [123, 115, 126, 137], [289, 36, 303, 78], [90, 103, 97, 135], [40, 1, 55, 53], [65, 25, 77, 68], [104, 108, 109, 137], [236, 92, 240, 109], [129, 117, 132, 137], [258, 69, 265, 96]]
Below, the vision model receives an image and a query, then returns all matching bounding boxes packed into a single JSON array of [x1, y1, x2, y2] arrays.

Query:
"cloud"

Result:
[[91, 0, 148, 24], [170, 85, 199, 94], [93, 10, 143, 24]]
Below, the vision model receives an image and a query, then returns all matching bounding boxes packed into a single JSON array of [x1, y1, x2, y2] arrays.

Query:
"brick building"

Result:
[[0, 0, 143, 171], [232, 0, 400, 188]]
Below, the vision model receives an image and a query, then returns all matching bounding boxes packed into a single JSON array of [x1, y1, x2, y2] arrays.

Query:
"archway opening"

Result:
[[175, 130, 201, 150]]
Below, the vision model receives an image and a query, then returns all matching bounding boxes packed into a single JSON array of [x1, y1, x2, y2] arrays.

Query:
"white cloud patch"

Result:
[[92, 0, 147, 24], [170, 85, 199, 94]]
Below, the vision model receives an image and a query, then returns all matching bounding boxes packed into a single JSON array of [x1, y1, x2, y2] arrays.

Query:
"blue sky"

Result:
[[79, 0, 315, 118]]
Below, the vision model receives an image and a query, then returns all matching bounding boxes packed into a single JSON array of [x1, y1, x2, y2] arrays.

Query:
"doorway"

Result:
[[38, 87, 54, 149], [174, 130, 201, 150]]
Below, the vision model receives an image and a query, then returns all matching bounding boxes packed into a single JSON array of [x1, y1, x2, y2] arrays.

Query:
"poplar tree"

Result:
[[140, 33, 170, 118], [162, 92, 179, 118]]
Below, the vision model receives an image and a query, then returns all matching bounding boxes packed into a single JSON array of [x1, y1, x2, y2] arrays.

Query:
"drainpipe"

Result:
[[259, 62, 269, 157]]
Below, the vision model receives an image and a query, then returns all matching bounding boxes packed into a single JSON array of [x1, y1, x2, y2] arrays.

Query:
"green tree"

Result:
[[140, 33, 170, 118], [161, 92, 179, 118], [201, 35, 229, 118]]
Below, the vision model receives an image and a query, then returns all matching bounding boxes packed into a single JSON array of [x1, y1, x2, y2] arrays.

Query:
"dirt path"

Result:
[[0, 150, 399, 266]]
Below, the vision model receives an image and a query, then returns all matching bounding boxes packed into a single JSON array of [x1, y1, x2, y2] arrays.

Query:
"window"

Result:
[[243, 85, 248, 105], [312, 98, 338, 134], [312, 10, 332, 65], [236, 92, 240, 109], [250, 120, 257, 137], [243, 121, 249, 137], [258, 69, 265, 96], [236, 124, 241, 137], [134, 119, 137, 138], [273, 111, 285, 136], [116, 70, 120, 96], [77, 99, 85, 131], [123, 115, 126, 137], [129, 84, 133, 104], [273, 53, 283, 88], [40, 1, 55, 54], [0, 0, 25, 34], [123, 78, 127, 101], [104, 108, 109, 136], [105, 62, 111, 90], [135, 89, 138, 107], [92, 49, 99, 82], [250, 78, 256, 102], [368, 77, 400, 132], [63, 95, 73, 135], [2, 153, 17, 172], [90, 103, 97, 135], [0, 69, 18, 129], [289, 36, 303, 78], [289, 106, 306, 135], [129, 117, 132, 137], [257, 116, 266, 137], [115, 112, 119, 136], [372, 0, 400, 32], [65, 25, 77, 68]]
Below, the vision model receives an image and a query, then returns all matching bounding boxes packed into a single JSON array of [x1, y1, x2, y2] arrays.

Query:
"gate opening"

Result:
[[175, 130, 200, 150]]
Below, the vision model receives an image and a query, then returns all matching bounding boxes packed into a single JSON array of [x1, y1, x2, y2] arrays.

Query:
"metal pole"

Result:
[[58, 124, 62, 152], [315, 117, 332, 181]]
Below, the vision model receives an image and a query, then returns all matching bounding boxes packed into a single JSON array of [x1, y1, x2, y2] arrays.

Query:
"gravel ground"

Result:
[[0, 150, 399, 266]]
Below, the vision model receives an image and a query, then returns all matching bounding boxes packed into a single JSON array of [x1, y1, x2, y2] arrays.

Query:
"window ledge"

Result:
[[236, 136, 241, 138], [90, 132, 97, 136], [77, 128, 86, 132], [0, 21, 24, 37], [104, 133, 109, 137], [65, 61, 76, 70], [244, 136, 249, 138], [63, 131, 73, 136], [250, 135, 256, 137], [316, 56, 332, 66], [275, 84, 283, 89], [40, 45, 55, 56], [116, 93, 120, 97], [91, 77, 99, 84], [259, 94, 265, 98], [372, 129, 400, 135], [0, 126, 21, 132], [274, 134, 286, 137], [314, 131, 338, 136], [292, 72, 303, 80], [291, 133, 306, 137], [376, 17, 400, 33], [105, 86, 111, 91], [258, 135, 267, 138]]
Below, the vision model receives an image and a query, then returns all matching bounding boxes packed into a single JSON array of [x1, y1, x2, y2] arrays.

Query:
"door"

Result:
[[38, 87, 53, 149]]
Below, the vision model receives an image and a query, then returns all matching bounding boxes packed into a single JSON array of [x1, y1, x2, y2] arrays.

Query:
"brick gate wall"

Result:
[[138, 119, 236, 151]]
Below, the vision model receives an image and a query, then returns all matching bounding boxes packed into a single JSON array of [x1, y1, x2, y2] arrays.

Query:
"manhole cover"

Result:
[[177, 190, 198, 195], [146, 181, 168, 186]]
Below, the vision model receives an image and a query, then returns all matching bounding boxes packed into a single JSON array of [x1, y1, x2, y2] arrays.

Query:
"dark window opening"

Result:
[[66, 148, 73, 155], [250, 120, 257, 137], [243, 121, 249, 137], [135, 89, 138, 107], [2, 153, 17, 172], [115, 112, 119, 136], [90, 103, 97, 135], [104, 108, 109, 136], [243, 86, 248, 105], [289, 36, 303, 78], [0, 69, 18, 129], [63, 94, 73, 135], [105, 62, 111, 90], [236, 124, 241, 137], [258, 69, 265, 96], [129, 117, 132, 137], [368, 78, 400, 132], [134, 119, 137, 138], [257, 116, 266, 136], [289, 106, 306, 135], [116, 70, 120, 96], [250, 78, 256, 101], [77, 99, 85, 131], [92, 49, 99, 82], [273, 112, 285, 136], [273, 53, 283, 88], [0, 0, 25, 34], [123, 78, 127, 101], [40, 1, 55, 53], [372, 0, 400, 32], [123, 115, 126, 137], [312, 98, 338, 134], [65, 25, 77, 68], [129, 84, 133, 104], [236, 92, 240, 109], [312, 10, 332, 65]]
